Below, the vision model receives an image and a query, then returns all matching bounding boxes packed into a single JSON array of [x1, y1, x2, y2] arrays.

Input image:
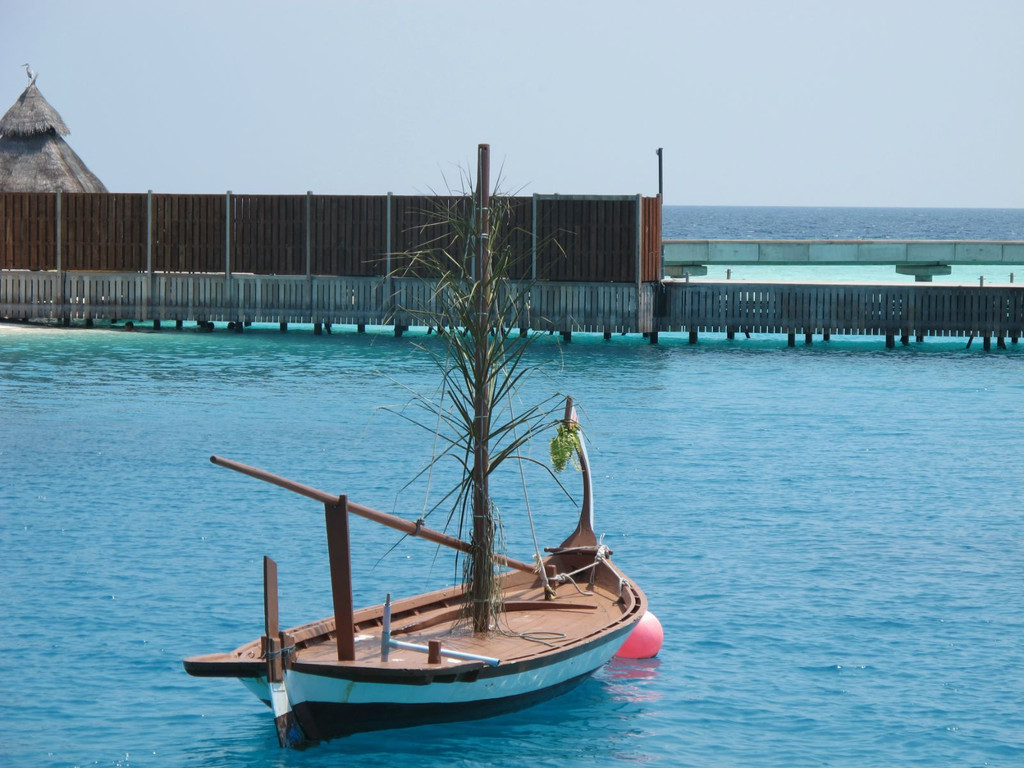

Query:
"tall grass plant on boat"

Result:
[[384, 147, 570, 633]]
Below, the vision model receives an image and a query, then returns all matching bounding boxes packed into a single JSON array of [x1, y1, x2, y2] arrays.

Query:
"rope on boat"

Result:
[[556, 543, 611, 583], [506, 397, 551, 597], [497, 624, 567, 648], [557, 571, 593, 596], [262, 645, 295, 661], [416, 360, 451, 533], [552, 544, 629, 599], [592, 543, 630, 600]]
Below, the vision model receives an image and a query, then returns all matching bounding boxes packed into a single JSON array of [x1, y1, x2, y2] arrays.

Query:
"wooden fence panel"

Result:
[[535, 197, 638, 282], [152, 194, 226, 273], [311, 195, 388, 276], [499, 196, 533, 280], [232, 195, 306, 275], [390, 195, 469, 276], [641, 196, 662, 283], [2, 192, 662, 281], [62, 193, 148, 271], [1, 192, 57, 270]]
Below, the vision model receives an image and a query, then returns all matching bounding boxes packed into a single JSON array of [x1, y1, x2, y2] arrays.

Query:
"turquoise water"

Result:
[[2, 321, 1023, 767]]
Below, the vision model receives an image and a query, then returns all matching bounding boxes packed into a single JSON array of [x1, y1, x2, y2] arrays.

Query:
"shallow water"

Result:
[[2, 321, 1022, 767]]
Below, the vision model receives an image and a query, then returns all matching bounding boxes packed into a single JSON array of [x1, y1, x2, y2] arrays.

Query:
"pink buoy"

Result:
[[615, 610, 663, 659]]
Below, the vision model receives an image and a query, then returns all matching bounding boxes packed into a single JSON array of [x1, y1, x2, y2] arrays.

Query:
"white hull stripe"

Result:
[[283, 629, 626, 707]]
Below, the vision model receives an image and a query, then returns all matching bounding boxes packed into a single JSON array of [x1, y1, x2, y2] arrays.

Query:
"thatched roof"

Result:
[[0, 82, 107, 193], [0, 81, 69, 137]]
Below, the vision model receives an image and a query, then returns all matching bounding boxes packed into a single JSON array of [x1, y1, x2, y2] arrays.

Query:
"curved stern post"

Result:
[[559, 397, 597, 549]]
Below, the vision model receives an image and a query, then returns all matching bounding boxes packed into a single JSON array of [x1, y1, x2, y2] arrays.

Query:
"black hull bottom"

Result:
[[292, 671, 594, 742]]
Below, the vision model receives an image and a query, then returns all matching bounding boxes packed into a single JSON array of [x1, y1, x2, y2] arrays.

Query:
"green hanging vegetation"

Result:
[[549, 421, 580, 473]]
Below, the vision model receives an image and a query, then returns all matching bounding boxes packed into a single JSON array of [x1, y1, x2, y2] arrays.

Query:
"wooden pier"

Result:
[[4, 270, 1021, 348], [657, 280, 1023, 348], [2, 192, 1023, 347]]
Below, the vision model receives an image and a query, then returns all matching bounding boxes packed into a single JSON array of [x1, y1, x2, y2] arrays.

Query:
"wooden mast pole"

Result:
[[470, 143, 494, 633]]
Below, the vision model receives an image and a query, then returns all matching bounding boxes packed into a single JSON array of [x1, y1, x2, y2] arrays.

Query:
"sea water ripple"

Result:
[[1, 316, 1023, 767]]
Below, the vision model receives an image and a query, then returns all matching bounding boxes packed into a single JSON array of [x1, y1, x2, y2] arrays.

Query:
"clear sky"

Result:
[[2, 0, 1021, 207]]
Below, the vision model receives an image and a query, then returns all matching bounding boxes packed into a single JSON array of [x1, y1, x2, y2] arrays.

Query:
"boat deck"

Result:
[[296, 579, 627, 671], [185, 553, 640, 680]]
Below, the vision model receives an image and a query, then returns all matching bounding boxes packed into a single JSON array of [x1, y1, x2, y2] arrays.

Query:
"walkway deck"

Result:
[[658, 279, 1023, 348], [664, 239, 1024, 281], [3, 270, 1021, 348]]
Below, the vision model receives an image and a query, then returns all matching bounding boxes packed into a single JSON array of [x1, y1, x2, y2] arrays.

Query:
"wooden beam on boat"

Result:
[[325, 498, 356, 662], [262, 555, 306, 748], [263, 556, 283, 682], [209, 455, 537, 575]]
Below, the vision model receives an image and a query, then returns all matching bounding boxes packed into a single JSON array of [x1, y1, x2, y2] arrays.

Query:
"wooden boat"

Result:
[[183, 145, 648, 747], [184, 418, 646, 745]]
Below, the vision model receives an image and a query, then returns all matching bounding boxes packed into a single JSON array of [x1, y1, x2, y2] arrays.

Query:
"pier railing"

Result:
[[658, 281, 1023, 344], [5, 269, 1019, 343], [0, 270, 657, 335]]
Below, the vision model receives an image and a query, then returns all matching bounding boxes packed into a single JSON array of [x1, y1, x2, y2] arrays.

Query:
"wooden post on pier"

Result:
[[386, 191, 394, 327], [306, 190, 314, 329], [634, 194, 642, 333], [146, 190, 153, 326], [225, 191, 233, 325], [531, 194, 538, 281], [56, 188, 67, 325]]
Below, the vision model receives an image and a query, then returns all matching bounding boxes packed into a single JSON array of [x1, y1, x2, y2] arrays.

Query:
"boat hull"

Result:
[[242, 619, 635, 739], [293, 672, 590, 736]]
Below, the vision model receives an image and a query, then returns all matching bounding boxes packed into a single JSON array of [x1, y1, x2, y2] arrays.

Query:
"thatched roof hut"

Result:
[[0, 81, 107, 192]]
